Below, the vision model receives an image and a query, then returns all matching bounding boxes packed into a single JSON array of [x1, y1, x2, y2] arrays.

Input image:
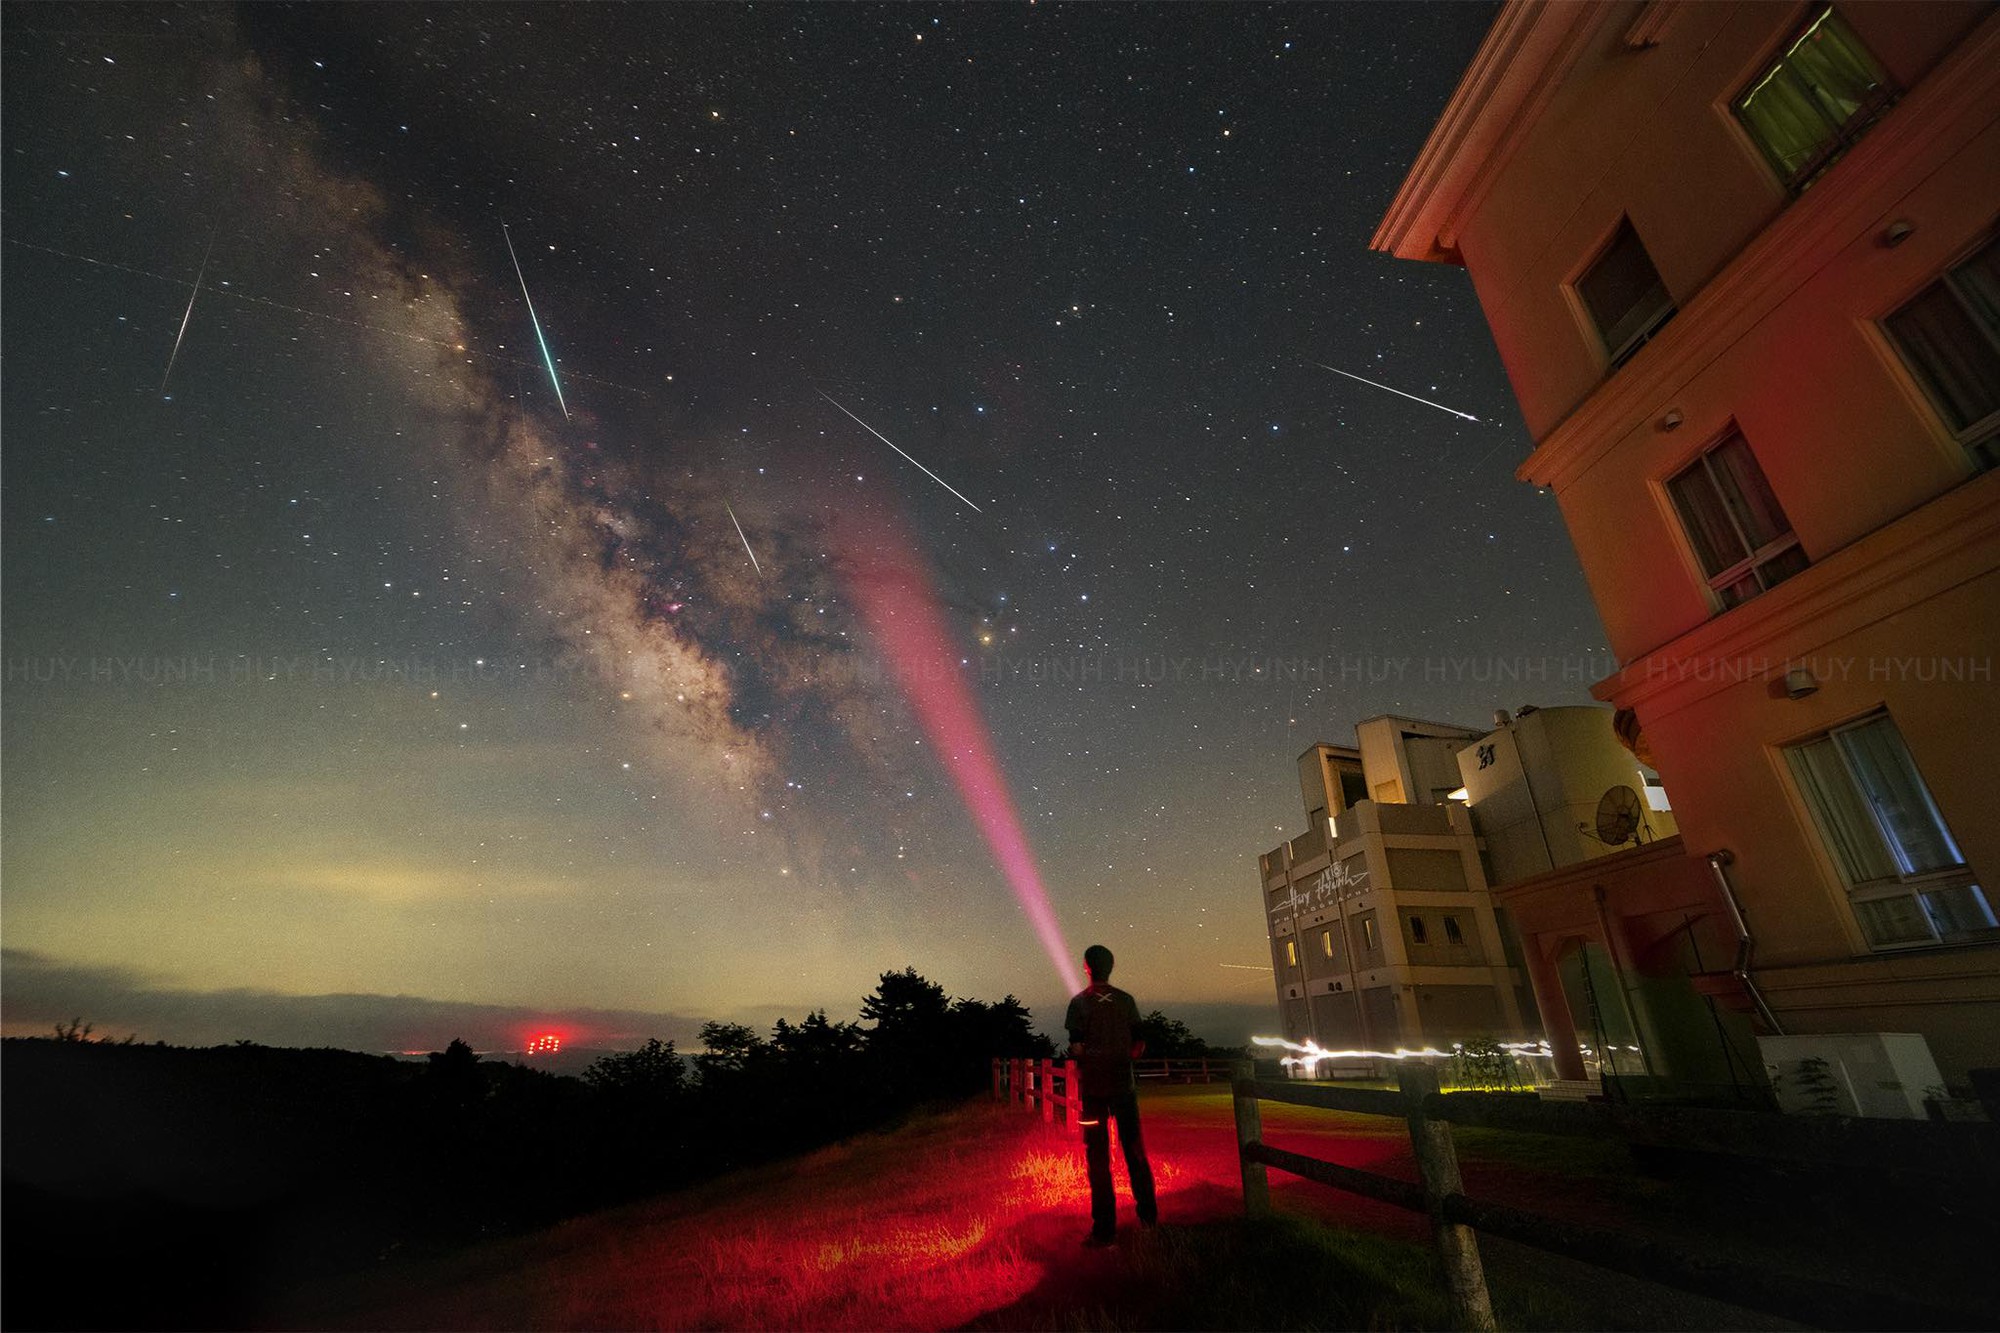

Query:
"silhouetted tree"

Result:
[[860, 967, 954, 1096], [692, 1021, 765, 1084], [583, 1038, 686, 1102], [972, 994, 1058, 1059], [424, 1036, 485, 1109], [770, 1010, 864, 1074], [1134, 1010, 1209, 1059], [860, 967, 951, 1040]]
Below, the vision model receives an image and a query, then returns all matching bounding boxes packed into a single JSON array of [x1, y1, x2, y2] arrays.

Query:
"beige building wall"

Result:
[[1354, 716, 1484, 807], [1460, 706, 1679, 886], [1444, 1, 1989, 454], [1297, 743, 1366, 824], [1375, 1, 2000, 1079]]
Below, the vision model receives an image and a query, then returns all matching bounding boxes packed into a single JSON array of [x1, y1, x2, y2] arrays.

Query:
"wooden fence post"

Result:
[[992, 1057, 1002, 1102], [1399, 1062, 1495, 1333], [1233, 1060, 1271, 1218], [1040, 1058, 1054, 1122], [1014, 1058, 1026, 1108]]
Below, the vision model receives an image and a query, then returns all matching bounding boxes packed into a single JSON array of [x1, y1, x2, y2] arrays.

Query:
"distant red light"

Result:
[[527, 1033, 562, 1055]]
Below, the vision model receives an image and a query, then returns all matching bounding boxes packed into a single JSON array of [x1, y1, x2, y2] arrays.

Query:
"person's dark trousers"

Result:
[[1081, 1090, 1158, 1239]]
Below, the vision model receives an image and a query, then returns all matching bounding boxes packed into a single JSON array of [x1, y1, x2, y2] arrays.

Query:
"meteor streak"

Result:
[[160, 229, 216, 393], [1312, 362, 1480, 422], [503, 224, 569, 420], [724, 500, 763, 576], [6, 236, 650, 399], [818, 391, 982, 514]]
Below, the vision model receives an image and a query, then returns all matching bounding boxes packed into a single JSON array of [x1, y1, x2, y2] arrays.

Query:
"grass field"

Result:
[[282, 1088, 1472, 1331], [281, 1085, 1987, 1331]]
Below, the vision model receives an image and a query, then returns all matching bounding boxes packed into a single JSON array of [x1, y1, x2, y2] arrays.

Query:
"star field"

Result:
[[1, 2, 1608, 1048]]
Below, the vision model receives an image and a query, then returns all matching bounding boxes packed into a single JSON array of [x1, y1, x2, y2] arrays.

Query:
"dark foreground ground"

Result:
[[8, 1045, 1996, 1331], [248, 1089, 2000, 1329]]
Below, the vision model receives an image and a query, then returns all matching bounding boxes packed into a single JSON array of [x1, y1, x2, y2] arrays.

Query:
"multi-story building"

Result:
[[1375, 1, 1998, 1082], [1258, 717, 1535, 1057]]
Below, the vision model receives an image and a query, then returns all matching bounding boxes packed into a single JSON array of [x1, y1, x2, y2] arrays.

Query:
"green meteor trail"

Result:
[[503, 223, 569, 420]]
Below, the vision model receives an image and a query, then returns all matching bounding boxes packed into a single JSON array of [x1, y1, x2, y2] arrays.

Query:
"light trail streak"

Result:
[[817, 390, 983, 514], [1312, 362, 1480, 422], [1253, 1034, 1558, 1067], [502, 223, 569, 420], [159, 228, 216, 392], [1220, 963, 1275, 972], [723, 500, 763, 576], [838, 507, 1075, 992]]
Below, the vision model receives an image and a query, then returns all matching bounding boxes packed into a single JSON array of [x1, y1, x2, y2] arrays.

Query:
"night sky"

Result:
[[2, 2, 1607, 1053]]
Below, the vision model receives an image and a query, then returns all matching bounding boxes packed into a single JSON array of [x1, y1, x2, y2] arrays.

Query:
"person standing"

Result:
[[1064, 944, 1158, 1246]]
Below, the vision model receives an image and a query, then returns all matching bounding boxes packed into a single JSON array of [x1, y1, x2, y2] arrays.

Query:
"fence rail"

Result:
[[991, 1056, 1082, 1133], [1234, 1064, 1989, 1332], [1133, 1056, 1230, 1083], [1249, 1077, 2000, 1180], [990, 1055, 1231, 1126]]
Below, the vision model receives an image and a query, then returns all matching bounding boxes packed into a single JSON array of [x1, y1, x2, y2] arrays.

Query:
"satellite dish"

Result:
[[1595, 785, 1644, 846]]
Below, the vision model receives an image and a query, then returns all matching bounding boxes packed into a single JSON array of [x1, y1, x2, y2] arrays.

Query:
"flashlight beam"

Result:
[[839, 511, 1076, 992], [818, 391, 983, 514], [503, 224, 569, 420], [1312, 362, 1480, 422]]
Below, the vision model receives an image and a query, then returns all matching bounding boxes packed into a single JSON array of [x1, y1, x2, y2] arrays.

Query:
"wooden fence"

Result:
[[1233, 1062, 1993, 1332], [991, 1055, 1231, 1126], [992, 1056, 1082, 1132]]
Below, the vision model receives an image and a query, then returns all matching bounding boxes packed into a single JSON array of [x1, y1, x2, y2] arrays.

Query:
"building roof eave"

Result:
[[1371, 0, 1610, 264]]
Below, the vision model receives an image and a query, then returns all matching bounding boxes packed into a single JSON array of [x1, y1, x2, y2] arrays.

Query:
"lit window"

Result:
[[1667, 430, 1808, 609], [1361, 917, 1378, 953], [1785, 712, 1992, 949], [1408, 915, 1428, 945], [1734, 7, 1894, 195], [1443, 915, 1465, 946], [1320, 929, 1335, 959], [1285, 939, 1298, 968], [1883, 236, 2000, 473], [1577, 219, 1676, 368]]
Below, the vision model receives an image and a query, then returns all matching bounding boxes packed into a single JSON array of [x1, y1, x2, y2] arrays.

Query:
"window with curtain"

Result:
[[1666, 430, 1807, 610], [1883, 236, 2000, 472], [1734, 7, 1895, 194], [1577, 218, 1676, 368], [1784, 712, 1992, 949]]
